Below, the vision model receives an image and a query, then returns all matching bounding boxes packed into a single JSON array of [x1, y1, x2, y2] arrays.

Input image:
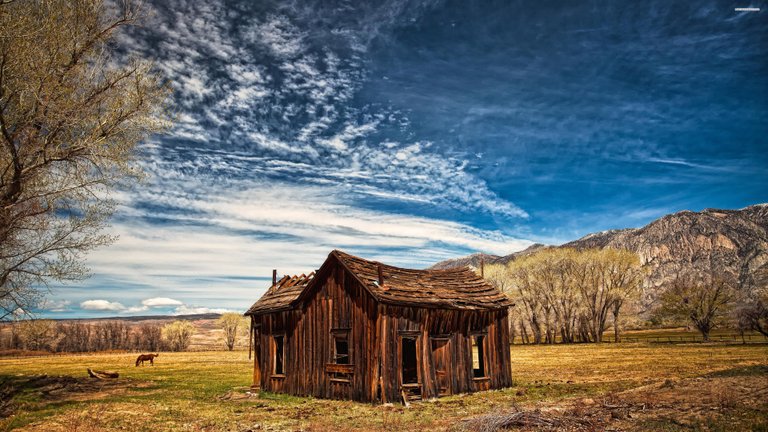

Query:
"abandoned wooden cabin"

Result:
[[244, 250, 513, 403]]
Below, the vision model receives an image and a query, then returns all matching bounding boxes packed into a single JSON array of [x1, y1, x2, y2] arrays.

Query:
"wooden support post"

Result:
[[252, 324, 261, 391], [248, 318, 253, 360], [480, 258, 484, 278]]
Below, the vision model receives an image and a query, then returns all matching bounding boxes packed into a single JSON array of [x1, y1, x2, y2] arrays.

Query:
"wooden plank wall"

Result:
[[254, 261, 380, 402]]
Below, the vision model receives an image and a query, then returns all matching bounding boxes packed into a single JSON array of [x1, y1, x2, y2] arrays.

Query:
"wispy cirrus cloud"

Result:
[[118, 0, 524, 220]]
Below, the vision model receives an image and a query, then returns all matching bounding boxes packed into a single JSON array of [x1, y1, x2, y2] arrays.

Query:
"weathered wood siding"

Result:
[[251, 257, 512, 403], [253, 259, 380, 402]]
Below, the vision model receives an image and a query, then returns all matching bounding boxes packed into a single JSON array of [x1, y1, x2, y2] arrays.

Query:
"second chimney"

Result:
[[377, 264, 384, 287], [272, 269, 277, 286]]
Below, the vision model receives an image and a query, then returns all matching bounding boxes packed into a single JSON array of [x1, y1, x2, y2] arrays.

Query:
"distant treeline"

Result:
[[1, 313, 250, 353], [0, 320, 194, 353]]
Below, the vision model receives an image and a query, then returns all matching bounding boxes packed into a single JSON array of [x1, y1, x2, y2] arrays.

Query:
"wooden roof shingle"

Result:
[[245, 250, 512, 315], [244, 272, 315, 315]]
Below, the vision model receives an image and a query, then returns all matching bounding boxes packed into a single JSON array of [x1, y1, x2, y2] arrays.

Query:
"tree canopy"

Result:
[[486, 247, 643, 343], [0, 0, 171, 319]]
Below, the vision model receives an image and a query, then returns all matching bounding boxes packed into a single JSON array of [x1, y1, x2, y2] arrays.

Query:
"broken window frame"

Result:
[[471, 333, 486, 379]]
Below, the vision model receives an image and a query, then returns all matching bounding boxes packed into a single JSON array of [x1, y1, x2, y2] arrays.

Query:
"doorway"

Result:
[[401, 337, 418, 384]]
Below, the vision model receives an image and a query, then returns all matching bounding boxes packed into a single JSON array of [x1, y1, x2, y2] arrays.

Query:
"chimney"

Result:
[[377, 264, 384, 287], [272, 269, 277, 286], [480, 258, 485, 278]]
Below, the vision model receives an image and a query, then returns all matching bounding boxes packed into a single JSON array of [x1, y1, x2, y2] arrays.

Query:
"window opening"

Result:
[[274, 335, 284, 375], [472, 335, 485, 378], [334, 336, 349, 364]]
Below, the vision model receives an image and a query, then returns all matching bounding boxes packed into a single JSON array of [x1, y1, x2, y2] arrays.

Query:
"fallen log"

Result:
[[87, 368, 119, 379]]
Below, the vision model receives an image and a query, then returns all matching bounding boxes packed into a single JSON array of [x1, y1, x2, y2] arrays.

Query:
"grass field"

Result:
[[0, 343, 766, 431]]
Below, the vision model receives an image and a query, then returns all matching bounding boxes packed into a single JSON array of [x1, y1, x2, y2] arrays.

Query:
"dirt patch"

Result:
[[458, 370, 768, 431], [458, 405, 604, 432], [0, 374, 150, 418]]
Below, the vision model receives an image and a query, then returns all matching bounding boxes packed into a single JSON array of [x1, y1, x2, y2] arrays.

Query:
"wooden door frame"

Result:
[[397, 331, 421, 388]]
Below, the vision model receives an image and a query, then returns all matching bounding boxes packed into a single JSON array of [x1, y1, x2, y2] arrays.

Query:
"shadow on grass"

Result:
[[0, 373, 151, 420], [703, 365, 768, 378]]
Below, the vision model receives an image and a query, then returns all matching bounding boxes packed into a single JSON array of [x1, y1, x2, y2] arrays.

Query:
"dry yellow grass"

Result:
[[0, 342, 766, 431]]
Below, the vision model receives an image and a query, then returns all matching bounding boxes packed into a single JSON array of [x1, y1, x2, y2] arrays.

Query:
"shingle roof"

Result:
[[245, 250, 512, 315], [244, 272, 315, 315]]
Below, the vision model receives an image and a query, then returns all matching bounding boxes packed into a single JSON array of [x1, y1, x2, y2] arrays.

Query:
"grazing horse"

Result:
[[135, 353, 159, 366]]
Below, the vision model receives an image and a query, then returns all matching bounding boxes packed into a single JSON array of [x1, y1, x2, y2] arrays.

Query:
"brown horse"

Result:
[[135, 353, 159, 366]]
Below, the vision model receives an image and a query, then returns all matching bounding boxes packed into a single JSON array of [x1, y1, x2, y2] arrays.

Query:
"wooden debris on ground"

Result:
[[87, 368, 119, 379]]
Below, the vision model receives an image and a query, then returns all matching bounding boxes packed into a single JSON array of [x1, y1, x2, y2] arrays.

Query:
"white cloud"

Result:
[[80, 300, 126, 311], [246, 15, 306, 59], [317, 121, 379, 152], [173, 305, 235, 315], [142, 297, 184, 307]]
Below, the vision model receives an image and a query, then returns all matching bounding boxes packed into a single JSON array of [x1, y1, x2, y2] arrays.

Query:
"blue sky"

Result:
[[39, 0, 767, 318]]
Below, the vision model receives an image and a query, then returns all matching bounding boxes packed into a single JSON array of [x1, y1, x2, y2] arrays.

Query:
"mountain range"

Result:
[[432, 204, 768, 305]]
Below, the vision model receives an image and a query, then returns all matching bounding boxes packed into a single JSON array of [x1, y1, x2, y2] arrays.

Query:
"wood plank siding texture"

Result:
[[245, 250, 513, 403]]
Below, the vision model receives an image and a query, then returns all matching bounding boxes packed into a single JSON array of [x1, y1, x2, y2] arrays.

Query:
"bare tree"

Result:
[[736, 285, 767, 338], [601, 249, 643, 343], [15, 319, 57, 350], [0, 0, 171, 319], [162, 320, 195, 352], [137, 323, 163, 351], [56, 321, 92, 352], [576, 249, 643, 343], [217, 312, 246, 351], [92, 320, 130, 350], [657, 274, 737, 341]]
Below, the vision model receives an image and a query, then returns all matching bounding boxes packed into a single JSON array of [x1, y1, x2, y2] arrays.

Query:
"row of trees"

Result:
[[2, 319, 192, 352], [485, 248, 643, 344], [485, 247, 767, 343], [1, 313, 250, 352]]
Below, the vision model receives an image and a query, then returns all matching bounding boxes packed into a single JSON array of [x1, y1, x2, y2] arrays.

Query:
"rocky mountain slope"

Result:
[[429, 244, 548, 270], [432, 204, 768, 303]]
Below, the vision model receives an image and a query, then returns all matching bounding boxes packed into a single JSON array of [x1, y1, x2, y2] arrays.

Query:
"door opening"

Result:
[[401, 337, 418, 384]]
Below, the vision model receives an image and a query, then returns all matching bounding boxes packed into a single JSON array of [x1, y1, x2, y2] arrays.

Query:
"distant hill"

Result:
[[432, 204, 768, 306], [56, 313, 223, 322]]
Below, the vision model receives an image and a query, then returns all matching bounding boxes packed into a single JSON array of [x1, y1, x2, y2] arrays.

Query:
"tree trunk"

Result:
[[519, 320, 529, 345]]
